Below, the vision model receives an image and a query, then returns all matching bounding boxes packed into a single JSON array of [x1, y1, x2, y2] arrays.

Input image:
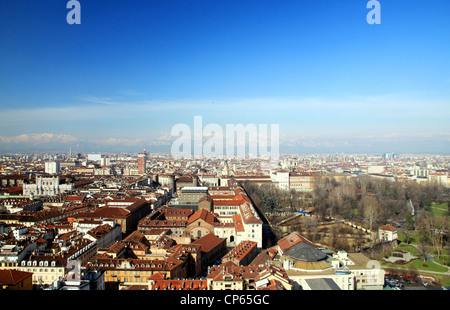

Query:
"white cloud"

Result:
[[90, 137, 146, 146], [82, 96, 122, 105], [0, 133, 77, 145]]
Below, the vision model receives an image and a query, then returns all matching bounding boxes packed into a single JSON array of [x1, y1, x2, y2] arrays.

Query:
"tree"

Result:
[[421, 215, 449, 260], [262, 194, 278, 210], [417, 233, 428, 262], [363, 197, 380, 231], [406, 212, 415, 231], [303, 216, 318, 243]]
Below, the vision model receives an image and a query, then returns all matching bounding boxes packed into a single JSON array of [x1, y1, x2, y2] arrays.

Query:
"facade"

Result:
[[185, 209, 218, 241], [428, 172, 449, 187], [289, 172, 316, 192], [137, 208, 190, 240], [23, 176, 74, 197], [213, 199, 241, 222], [378, 224, 398, 242], [89, 258, 187, 289], [148, 273, 209, 290], [234, 202, 263, 248], [138, 150, 147, 175], [270, 170, 290, 190], [198, 174, 219, 186], [206, 262, 292, 290], [45, 162, 60, 175], [213, 222, 237, 246], [18, 255, 66, 287]]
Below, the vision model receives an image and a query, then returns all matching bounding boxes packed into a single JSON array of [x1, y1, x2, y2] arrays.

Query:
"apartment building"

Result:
[[17, 254, 66, 287], [221, 240, 258, 266], [206, 261, 292, 290], [289, 172, 316, 192], [88, 258, 188, 289]]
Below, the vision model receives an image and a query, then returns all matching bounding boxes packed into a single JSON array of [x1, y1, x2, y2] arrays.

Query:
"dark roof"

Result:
[[285, 241, 327, 262], [305, 278, 341, 290]]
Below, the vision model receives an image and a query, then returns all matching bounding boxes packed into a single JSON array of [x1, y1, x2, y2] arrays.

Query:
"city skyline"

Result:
[[0, 0, 449, 154]]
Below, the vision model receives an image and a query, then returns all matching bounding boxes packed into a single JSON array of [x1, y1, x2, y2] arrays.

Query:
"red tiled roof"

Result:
[[233, 214, 245, 232], [277, 232, 316, 253], [379, 224, 397, 232], [76, 207, 130, 220], [191, 233, 225, 253], [0, 269, 32, 285], [187, 209, 217, 225]]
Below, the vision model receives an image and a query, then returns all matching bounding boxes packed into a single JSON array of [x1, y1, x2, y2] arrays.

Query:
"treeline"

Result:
[[242, 180, 310, 214], [313, 175, 449, 228], [242, 175, 449, 230]]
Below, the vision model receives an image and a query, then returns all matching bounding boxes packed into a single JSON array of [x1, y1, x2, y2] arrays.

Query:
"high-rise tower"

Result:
[[138, 149, 147, 175]]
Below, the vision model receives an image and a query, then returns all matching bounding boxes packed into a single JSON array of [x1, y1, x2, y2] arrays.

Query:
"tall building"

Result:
[[44, 162, 60, 175], [138, 149, 147, 175]]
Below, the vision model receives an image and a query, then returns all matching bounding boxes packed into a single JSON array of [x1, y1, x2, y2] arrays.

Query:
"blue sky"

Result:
[[0, 0, 449, 154]]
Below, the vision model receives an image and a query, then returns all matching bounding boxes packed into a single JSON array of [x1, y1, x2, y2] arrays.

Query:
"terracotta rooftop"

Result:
[[187, 209, 217, 225], [277, 232, 317, 253], [379, 224, 397, 232], [0, 269, 33, 286], [191, 233, 225, 253]]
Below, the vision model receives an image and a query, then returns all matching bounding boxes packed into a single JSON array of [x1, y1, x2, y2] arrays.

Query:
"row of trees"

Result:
[[242, 180, 310, 214], [242, 175, 449, 257], [312, 175, 448, 228], [413, 213, 449, 261]]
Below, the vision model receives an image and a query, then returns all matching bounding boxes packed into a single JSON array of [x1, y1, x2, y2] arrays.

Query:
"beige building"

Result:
[[289, 173, 316, 192], [378, 224, 398, 242], [206, 261, 293, 290], [17, 255, 66, 287]]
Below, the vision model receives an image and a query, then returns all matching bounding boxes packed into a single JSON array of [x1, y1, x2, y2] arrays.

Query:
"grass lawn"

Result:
[[380, 243, 449, 273], [381, 258, 449, 273], [397, 230, 422, 245], [434, 255, 450, 267], [430, 202, 449, 217], [396, 244, 420, 256], [409, 259, 448, 273], [433, 274, 450, 287]]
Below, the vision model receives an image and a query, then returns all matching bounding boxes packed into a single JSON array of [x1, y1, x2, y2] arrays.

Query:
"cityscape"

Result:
[[0, 151, 448, 293], [0, 0, 449, 302]]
